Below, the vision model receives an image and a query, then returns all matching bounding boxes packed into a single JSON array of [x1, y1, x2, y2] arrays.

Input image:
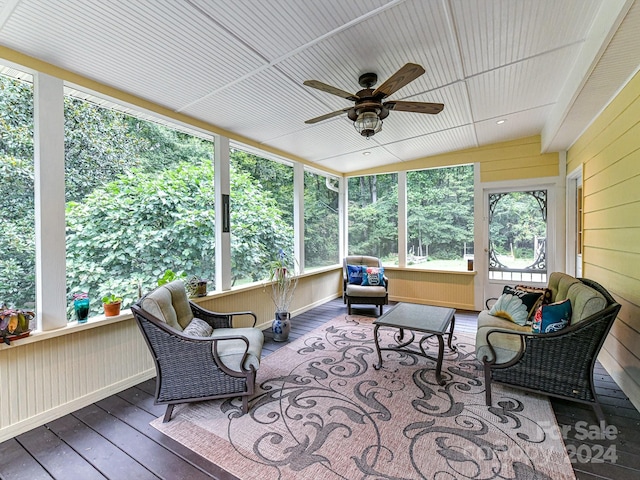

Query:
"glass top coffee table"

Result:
[[373, 302, 456, 385]]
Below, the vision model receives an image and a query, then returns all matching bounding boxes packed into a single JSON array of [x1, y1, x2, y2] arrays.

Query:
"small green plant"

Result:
[[101, 293, 123, 304], [157, 269, 186, 286]]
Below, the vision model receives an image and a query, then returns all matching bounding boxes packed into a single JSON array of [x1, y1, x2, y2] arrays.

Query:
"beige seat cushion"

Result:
[[211, 327, 264, 371], [345, 284, 387, 298], [475, 310, 531, 363]]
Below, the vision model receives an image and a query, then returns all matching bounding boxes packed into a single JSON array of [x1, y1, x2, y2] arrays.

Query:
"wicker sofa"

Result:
[[476, 272, 621, 421]]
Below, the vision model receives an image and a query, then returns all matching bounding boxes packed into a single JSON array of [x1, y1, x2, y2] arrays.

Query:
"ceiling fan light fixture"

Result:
[[354, 111, 382, 138]]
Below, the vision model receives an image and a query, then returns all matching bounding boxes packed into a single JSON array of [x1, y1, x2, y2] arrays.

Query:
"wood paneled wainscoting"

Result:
[[385, 267, 476, 311], [0, 267, 343, 443], [0, 266, 478, 443]]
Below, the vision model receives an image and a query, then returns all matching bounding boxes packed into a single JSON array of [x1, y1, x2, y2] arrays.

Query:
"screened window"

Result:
[[64, 94, 215, 317], [488, 190, 547, 283], [407, 165, 474, 271], [0, 71, 35, 311], [230, 148, 294, 285], [348, 174, 398, 266], [304, 170, 339, 269]]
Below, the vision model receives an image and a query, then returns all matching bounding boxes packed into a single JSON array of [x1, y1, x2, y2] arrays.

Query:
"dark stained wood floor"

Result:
[[1, 298, 638, 480]]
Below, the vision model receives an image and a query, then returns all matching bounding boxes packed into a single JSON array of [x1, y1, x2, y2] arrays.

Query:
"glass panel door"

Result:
[[487, 189, 548, 284]]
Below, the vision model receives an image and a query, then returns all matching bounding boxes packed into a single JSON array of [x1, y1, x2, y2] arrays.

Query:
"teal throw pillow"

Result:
[[531, 299, 571, 334], [361, 266, 385, 287]]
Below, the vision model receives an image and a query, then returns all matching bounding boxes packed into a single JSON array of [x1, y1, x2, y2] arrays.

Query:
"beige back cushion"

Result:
[[548, 272, 581, 302], [566, 282, 607, 325], [141, 280, 194, 331], [344, 256, 381, 270]]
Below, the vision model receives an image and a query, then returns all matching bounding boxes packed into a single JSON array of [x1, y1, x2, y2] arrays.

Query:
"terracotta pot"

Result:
[[103, 302, 122, 317]]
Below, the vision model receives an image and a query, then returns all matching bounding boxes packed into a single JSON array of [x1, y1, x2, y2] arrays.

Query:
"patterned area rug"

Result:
[[151, 314, 575, 479]]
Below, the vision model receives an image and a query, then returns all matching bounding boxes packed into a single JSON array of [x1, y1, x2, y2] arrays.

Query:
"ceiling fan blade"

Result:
[[372, 63, 426, 98], [385, 100, 444, 115], [303, 80, 359, 101], [305, 107, 352, 124]]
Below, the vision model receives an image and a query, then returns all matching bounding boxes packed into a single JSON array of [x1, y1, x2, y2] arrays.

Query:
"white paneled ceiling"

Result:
[[1, 0, 639, 173]]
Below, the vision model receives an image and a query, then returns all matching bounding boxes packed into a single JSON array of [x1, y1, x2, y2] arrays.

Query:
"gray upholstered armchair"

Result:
[[343, 255, 389, 315], [131, 280, 263, 422]]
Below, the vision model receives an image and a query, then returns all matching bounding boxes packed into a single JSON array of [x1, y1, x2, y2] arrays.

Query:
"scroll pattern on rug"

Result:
[[152, 314, 575, 480]]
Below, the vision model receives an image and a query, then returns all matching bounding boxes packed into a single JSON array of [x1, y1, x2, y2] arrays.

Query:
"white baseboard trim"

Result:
[[0, 369, 156, 443], [259, 293, 342, 330]]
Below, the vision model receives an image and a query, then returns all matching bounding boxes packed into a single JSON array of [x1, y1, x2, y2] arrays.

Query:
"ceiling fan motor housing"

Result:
[[358, 72, 378, 88]]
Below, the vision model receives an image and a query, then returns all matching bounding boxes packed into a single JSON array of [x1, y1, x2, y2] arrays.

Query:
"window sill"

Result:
[[0, 312, 133, 350], [384, 266, 477, 275]]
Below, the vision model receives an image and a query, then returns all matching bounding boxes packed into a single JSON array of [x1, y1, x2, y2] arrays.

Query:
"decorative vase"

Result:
[[74, 297, 90, 324], [272, 311, 290, 342]]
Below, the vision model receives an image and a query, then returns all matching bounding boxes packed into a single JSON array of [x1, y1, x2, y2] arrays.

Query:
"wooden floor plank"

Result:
[[0, 438, 54, 480], [72, 404, 215, 480], [97, 393, 238, 480], [45, 415, 157, 480], [15, 426, 106, 480]]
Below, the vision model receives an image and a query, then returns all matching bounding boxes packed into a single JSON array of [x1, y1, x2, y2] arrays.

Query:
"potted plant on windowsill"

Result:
[[268, 249, 299, 342], [102, 294, 123, 317], [0, 304, 35, 345], [185, 275, 208, 298]]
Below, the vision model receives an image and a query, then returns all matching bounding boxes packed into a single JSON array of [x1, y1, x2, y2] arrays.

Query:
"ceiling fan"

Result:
[[303, 63, 444, 138]]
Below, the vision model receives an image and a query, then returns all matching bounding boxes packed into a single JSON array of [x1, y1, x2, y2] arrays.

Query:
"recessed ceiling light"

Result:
[[363, 151, 371, 156], [496, 119, 506, 125]]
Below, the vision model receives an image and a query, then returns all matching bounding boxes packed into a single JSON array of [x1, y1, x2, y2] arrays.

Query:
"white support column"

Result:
[[214, 135, 231, 291], [397, 171, 407, 268], [343, 176, 349, 257], [473, 163, 484, 311], [338, 176, 345, 261], [293, 163, 304, 271], [34, 73, 67, 330]]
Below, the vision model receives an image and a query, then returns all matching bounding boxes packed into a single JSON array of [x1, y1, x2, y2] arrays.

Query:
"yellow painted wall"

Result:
[[567, 68, 640, 411], [386, 269, 475, 311], [350, 135, 559, 183]]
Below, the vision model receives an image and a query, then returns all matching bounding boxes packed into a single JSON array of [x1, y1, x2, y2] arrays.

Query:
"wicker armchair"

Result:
[[131, 280, 263, 422], [343, 255, 389, 316], [479, 277, 620, 422]]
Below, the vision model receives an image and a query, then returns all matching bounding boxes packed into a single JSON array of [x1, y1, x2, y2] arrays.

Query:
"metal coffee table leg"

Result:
[[373, 324, 383, 370]]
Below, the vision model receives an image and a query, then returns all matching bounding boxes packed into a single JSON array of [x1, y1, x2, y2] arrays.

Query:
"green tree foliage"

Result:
[[304, 172, 339, 267], [64, 97, 148, 202], [0, 76, 35, 307], [489, 191, 546, 259], [0, 74, 295, 315], [66, 161, 215, 307], [230, 166, 293, 285], [348, 174, 398, 261], [231, 149, 293, 225], [407, 166, 474, 260]]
